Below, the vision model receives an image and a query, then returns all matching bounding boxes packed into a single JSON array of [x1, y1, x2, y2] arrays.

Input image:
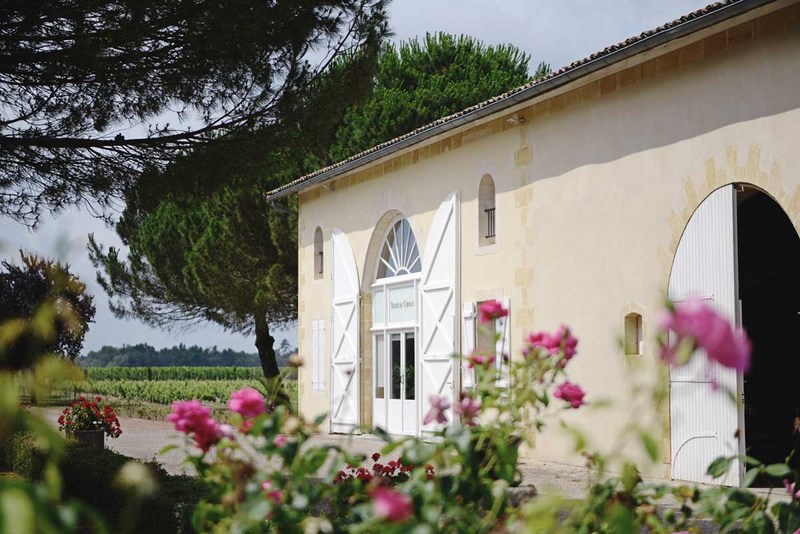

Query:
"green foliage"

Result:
[[79, 341, 295, 368], [0, 0, 389, 223], [0, 434, 47, 480], [0, 434, 204, 534], [59, 443, 203, 534], [85, 366, 265, 381], [0, 302, 105, 532], [328, 32, 547, 161], [0, 253, 96, 368], [79, 379, 270, 405]]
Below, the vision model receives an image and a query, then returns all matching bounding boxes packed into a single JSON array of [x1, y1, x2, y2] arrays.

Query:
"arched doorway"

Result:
[[668, 183, 800, 485], [371, 217, 422, 435], [737, 187, 800, 468]]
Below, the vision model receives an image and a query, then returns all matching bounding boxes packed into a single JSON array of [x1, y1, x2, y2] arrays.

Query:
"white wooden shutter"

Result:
[[330, 229, 360, 433], [420, 192, 459, 432], [495, 298, 510, 388], [462, 302, 476, 389], [669, 185, 740, 486], [312, 320, 325, 391]]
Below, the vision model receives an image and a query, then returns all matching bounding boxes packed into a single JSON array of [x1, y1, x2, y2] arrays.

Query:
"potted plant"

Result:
[[58, 395, 122, 449]]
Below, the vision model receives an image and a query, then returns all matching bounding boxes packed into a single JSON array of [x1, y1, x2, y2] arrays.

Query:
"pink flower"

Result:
[[454, 395, 481, 426], [167, 400, 212, 433], [193, 418, 224, 451], [228, 387, 267, 418], [466, 351, 496, 368], [262, 480, 283, 503], [660, 299, 751, 372], [526, 326, 578, 362], [479, 299, 508, 324], [559, 326, 579, 359], [422, 395, 450, 425], [166, 400, 223, 451], [371, 487, 413, 523], [784, 479, 800, 501], [553, 381, 586, 409], [273, 435, 288, 448]]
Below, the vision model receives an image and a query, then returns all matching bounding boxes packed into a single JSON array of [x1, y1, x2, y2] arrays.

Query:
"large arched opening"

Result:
[[737, 186, 800, 467], [668, 183, 800, 485]]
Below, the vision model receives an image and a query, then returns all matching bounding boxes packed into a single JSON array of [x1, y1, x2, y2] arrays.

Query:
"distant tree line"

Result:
[[78, 340, 295, 368]]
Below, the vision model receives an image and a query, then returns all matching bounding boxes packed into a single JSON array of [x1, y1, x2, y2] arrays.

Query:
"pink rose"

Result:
[[422, 395, 450, 425], [526, 326, 578, 361], [262, 480, 283, 503], [166, 400, 212, 433], [166, 400, 223, 452], [372, 487, 413, 523], [660, 299, 751, 372], [454, 395, 481, 427], [478, 299, 508, 324], [558, 326, 579, 359], [273, 435, 288, 448], [553, 381, 586, 409], [193, 418, 224, 451], [228, 387, 267, 418], [466, 351, 496, 368]]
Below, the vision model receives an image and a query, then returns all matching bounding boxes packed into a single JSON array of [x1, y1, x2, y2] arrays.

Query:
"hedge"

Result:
[[0, 433, 204, 533]]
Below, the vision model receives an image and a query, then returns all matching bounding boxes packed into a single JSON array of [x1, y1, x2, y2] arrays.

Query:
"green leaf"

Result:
[[158, 444, 179, 456], [772, 501, 800, 533], [313, 413, 328, 426], [640, 431, 659, 462], [706, 456, 734, 479], [741, 467, 761, 488], [763, 463, 792, 478], [744, 455, 762, 467]]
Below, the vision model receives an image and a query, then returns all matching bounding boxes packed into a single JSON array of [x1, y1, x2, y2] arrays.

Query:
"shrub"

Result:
[[59, 442, 204, 534], [0, 433, 203, 533], [0, 433, 47, 479]]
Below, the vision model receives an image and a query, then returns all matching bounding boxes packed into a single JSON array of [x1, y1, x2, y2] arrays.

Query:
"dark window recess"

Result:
[[485, 207, 496, 239]]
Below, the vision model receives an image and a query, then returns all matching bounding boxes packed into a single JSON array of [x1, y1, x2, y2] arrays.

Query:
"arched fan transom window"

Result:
[[377, 219, 421, 279]]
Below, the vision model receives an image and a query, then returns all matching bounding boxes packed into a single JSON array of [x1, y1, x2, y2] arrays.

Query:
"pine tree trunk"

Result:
[[254, 314, 291, 410], [255, 315, 279, 379]]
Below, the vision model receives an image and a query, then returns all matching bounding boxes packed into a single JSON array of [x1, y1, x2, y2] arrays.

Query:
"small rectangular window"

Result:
[[313, 227, 324, 279], [624, 313, 643, 356]]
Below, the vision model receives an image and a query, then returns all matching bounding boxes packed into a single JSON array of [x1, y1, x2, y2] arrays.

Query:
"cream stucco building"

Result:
[[268, 0, 800, 485]]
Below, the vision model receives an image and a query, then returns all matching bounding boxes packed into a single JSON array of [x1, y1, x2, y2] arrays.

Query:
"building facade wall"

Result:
[[295, 4, 800, 476]]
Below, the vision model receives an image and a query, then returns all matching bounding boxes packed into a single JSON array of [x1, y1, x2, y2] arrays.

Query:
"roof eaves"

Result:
[[268, 0, 778, 200]]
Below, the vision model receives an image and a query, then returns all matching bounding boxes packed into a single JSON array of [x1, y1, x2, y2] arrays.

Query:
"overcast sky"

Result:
[[0, 0, 710, 354]]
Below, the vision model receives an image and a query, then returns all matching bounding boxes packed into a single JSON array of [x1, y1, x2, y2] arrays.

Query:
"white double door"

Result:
[[373, 329, 418, 436]]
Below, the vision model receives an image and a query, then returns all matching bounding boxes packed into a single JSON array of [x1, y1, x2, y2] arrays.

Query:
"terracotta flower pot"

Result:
[[72, 429, 105, 449]]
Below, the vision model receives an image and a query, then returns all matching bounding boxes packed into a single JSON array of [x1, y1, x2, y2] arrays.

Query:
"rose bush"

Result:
[[165, 299, 799, 533]]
